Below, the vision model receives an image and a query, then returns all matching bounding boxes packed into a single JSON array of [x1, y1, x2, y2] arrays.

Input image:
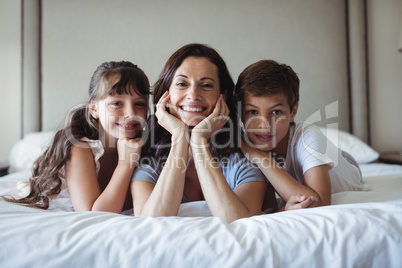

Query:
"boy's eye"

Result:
[[246, 110, 258, 115]]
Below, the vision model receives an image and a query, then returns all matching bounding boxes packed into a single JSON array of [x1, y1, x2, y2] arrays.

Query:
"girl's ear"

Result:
[[290, 101, 299, 123], [89, 100, 99, 119]]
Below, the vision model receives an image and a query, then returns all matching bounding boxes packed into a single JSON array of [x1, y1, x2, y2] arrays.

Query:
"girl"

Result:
[[235, 60, 364, 210], [4, 61, 150, 213], [130, 44, 270, 223]]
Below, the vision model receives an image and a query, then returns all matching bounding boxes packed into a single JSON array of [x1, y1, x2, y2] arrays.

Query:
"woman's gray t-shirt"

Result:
[[131, 152, 266, 202]]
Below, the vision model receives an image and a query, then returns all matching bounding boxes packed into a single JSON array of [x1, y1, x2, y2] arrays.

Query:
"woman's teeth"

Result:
[[181, 106, 204, 112]]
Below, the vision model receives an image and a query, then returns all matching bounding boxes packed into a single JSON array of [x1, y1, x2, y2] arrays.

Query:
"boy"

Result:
[[235, 60, 364, 210]]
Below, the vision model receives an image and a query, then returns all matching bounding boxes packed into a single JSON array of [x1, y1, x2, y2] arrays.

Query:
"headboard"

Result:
[[3, 0, 382, 161]]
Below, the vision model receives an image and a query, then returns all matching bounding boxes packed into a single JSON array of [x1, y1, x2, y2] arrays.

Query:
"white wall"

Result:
[[41, 0, 349, 131], [0, 0, 21, 162], [1, 0, 401, 162], [368, 0, 402, 152]]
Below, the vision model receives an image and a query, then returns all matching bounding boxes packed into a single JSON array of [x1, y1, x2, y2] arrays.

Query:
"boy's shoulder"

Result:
[[293, 122, 322, 137]]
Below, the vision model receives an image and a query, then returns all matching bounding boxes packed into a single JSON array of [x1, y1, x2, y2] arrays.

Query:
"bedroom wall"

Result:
[[0, 1, 21, 163], [1, 0, 401, 162], [40, 0, 349, 131], [367, 0, 402, 152]]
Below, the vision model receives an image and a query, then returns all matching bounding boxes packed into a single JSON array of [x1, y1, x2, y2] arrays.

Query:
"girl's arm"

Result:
[[241, 142, 331, 207], [66, 138, 142, 213], [131, 91, 189, 217], [191, 96, 266, 223], [65, 144, 101, 211]]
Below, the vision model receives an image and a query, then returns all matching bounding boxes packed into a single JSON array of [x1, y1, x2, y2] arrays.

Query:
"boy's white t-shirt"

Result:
[[282, 122, 365, 194]]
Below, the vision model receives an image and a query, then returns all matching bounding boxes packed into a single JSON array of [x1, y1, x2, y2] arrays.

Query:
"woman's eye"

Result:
[[201, 83, 213, 89], [176, 82, 187, 87], [272, 110, 283, 115]]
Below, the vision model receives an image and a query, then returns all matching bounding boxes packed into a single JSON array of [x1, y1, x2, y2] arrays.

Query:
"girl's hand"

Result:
[[117, 137, 144, 167], [284, 194, 317, 211], [191, 95, 229, 143], [155, 91, 187, 138]]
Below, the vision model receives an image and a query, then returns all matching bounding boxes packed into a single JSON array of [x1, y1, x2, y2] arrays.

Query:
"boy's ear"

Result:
[[290, 101, 299, 122], [89, 100, 99, 119]]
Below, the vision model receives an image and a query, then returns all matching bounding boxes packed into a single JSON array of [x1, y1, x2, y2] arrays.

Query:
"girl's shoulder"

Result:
[[71, 138, 104, 164]]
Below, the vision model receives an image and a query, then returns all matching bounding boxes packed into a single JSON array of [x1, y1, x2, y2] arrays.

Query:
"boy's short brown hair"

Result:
[[235, 60, 300, 111]]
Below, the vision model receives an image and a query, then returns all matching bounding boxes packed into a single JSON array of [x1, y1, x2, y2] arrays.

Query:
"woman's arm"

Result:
[[131, 136, 189, 216], [191, 96, 266, 223], [192, 141, 266, 223], [241, 142, 330, 207], [131, 91, 189, 217]]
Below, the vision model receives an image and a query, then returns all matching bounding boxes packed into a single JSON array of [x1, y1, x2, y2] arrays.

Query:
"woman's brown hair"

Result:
[[143, 43, 237, 160]]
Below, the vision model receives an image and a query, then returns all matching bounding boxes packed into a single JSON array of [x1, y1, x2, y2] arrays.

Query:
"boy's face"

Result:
[[242, 93, 298, 155]]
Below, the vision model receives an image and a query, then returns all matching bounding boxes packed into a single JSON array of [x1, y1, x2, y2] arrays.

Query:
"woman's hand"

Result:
[[284, 194, 317, 211], [155, 91, 188, 140], [191, 95, 229, 144]]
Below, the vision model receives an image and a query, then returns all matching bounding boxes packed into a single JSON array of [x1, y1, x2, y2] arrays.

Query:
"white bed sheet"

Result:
[[1, 163, 402, 268]]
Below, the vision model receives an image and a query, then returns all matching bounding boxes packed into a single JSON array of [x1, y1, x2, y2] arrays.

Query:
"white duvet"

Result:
[[1, 163, 402, 268]]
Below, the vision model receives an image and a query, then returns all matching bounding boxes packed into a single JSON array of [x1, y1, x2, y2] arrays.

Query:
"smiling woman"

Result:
[[130, 43, 275, 223], [168, 56, 221, 127]]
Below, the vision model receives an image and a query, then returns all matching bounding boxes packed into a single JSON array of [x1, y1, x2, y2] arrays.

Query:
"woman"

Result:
[[130, 44, 272, 223]]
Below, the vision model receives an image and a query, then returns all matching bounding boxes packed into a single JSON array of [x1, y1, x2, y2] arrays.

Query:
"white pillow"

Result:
[[8, 131, 55, 173], [319, 127, 379, 164]]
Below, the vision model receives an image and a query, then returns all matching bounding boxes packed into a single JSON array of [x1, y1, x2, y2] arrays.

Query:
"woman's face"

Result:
[[168, 56, 221, 127]]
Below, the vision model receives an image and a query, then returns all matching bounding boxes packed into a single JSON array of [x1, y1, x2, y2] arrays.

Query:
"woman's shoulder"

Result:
[[220, 151, 256, 169]]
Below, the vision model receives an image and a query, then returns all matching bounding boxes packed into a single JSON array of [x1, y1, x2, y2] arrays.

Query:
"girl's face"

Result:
[[242, 93, 298, 156], [90, 89, 148, 140], [168, 56, 221, 127]]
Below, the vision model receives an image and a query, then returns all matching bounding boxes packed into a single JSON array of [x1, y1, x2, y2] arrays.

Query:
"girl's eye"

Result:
[[135, 102, 147, 108], [272, 110, 283, 115], [111, 101, 122, 107]]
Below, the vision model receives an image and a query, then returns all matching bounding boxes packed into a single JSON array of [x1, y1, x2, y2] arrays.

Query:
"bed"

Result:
[[1, 128, 402, 268]]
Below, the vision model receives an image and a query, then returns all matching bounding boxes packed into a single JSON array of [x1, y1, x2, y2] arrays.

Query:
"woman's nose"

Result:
[[186, 85, 201, 101]]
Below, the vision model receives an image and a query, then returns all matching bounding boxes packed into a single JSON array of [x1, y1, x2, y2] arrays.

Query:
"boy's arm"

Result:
[[242, 141, 330, 207]]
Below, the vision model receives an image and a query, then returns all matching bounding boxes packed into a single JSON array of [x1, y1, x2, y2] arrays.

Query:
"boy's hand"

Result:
[[284, 194, 317, 210]]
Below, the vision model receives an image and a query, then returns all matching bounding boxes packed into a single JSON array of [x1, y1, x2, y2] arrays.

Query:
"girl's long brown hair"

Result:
[[3, 61, 150, 209]]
